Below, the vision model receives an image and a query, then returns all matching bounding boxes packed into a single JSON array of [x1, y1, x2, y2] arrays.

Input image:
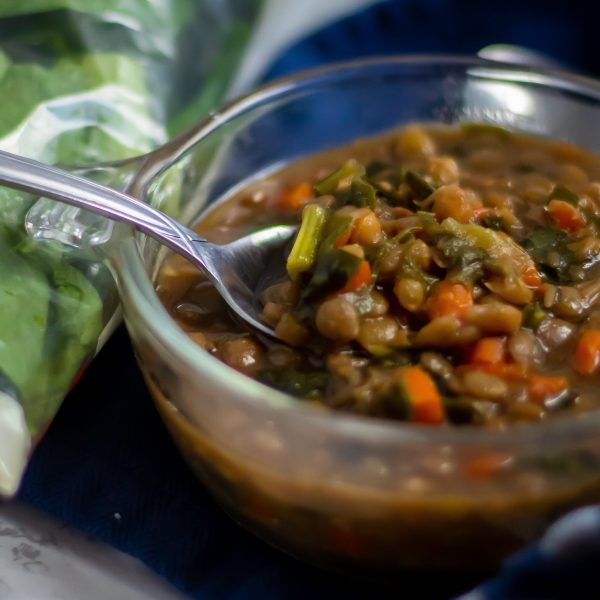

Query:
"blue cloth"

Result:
[[262, 0, 599, 82], [459, 508, 600, 600], [18, 1, 600, 598]]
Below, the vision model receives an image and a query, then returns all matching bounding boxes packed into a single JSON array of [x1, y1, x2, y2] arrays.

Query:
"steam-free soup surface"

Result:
[[158, 123, 600, 427]]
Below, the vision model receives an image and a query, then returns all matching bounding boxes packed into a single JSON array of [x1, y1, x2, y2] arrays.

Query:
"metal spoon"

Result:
[[0, 150, 296, 338]]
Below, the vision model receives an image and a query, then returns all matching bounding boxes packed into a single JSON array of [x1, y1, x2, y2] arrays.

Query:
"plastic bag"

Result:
[[0, 0, 263, 495]]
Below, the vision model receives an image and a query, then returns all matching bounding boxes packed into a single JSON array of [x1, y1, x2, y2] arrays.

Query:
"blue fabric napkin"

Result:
[[18, 1, 600, 598]]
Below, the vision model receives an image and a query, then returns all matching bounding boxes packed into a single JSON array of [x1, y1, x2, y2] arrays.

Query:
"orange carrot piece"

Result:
[[398, 366, 444, 425], [465, 452, 512, 479], [471, 337, 507, 366], [478, 362, 529, 382], [339, 260, 372, 294], [428, 281, 473, 320], [528, 375, 568, 404], [334, 229, 353, 248], [275, 182, 313, 211], [522, 264, 542, 288], [547, 199, 584, 232], [573, 330, 600, 376]]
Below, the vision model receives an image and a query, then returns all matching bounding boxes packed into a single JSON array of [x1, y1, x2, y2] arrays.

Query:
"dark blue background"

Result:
[[263, 0, 599, 81], [18, 1, 600, 598]]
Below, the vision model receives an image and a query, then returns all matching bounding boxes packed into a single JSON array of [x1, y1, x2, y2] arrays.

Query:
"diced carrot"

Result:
[[478, 362, 529, 382], [470, 337, 507, 366], [547, 199, 584, 232], [339, 260, 372, 294], [573, 329, 600, 376], [398, 366, 444, 425], [528, 375, 568, 404], [428, 281, 473, 320], [465, 452, 512, 479], [275, 182, 313, 211], [522, 265, 542, 288], [334, 229, 353, 248]]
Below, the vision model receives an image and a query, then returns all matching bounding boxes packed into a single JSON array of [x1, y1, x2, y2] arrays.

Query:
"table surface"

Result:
[[0, 1, 379, 598]]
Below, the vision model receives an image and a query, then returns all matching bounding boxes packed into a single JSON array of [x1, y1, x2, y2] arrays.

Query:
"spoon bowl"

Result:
[[0, 150, 296, 338]]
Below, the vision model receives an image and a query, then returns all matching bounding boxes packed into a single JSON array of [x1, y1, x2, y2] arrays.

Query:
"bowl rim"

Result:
[[118, 54, 600, 448]]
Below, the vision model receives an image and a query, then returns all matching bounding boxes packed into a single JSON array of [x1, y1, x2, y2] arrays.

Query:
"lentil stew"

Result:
[[158, 123, 600, 428]]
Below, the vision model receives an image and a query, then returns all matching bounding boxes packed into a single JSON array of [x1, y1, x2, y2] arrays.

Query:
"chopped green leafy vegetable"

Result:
[[318, 213, 353, 256], [372, 180, 403, 204], [548, 185, 579, 206], [397, 238, 437, 288], [522, 301, 547, 329], [332, 176, 378, 209], [436, 234, 489, 285], [441, 218, 535, 278], [443, 398, 494, 426], [382, 383, 411, 420], [365, 160, 388, 177], [479, 212, 506, 232], [347, 178, 378, 208], [404, 170, 436, 200], [258, 368, 328, 399], [314, 159, 365, 196], [301, 249, 362, 303], [523, 227, 575, 283]]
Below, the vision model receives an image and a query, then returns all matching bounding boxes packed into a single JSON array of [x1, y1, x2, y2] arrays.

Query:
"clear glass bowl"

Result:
[[114, 57, 600, 573]]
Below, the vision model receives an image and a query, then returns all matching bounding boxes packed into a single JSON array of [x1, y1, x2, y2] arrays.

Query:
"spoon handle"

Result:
[[0, 149, 199, 254]]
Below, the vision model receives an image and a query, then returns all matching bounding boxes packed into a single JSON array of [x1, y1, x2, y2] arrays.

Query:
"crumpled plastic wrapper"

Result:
[[0, 0, 263, 496]]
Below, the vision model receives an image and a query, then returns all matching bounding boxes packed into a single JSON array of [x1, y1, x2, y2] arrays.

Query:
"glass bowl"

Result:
[[113, 57, 600, 574]]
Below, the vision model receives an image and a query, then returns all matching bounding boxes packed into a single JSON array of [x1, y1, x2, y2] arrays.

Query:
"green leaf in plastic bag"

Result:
[[0, 0, 263, 458], [51, 262, 103, 348], [0, 236, 51, 420], [0, 0, 193, 31], [0, 50, 162, 163], [0, 232, 103, 433]]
